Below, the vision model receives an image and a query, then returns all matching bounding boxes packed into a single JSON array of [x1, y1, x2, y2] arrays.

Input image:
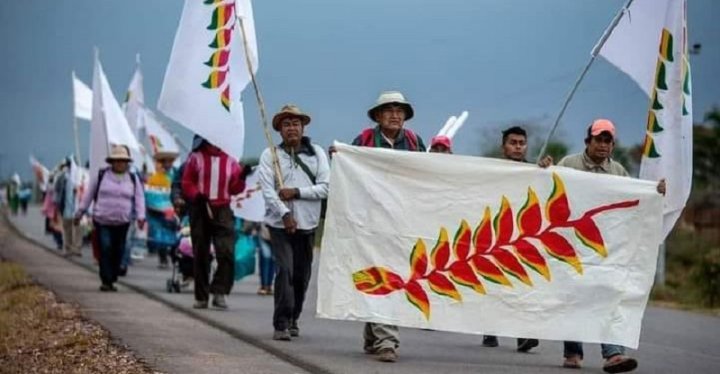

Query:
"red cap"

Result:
[[430, 135, 452, 150], [589, 118, 616, 138]]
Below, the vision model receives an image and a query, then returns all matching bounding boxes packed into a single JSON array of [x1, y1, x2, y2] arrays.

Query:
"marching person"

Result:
[[182, 137, 248, 310], [429, 135, 453, 154], [351, 91, 426, 363], [54, 157, 83, 257], [75, 145, 145, 292], [480, 126, 548, 352], [555, 119, 665, 373], [259, 104, 329, 341]]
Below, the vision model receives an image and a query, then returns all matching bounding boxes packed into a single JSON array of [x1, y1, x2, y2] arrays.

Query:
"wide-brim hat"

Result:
[[153, 151, 179, 161], [106, 144, 132, 163], [272, 104, 311, 131], [367, 91, 414, 122]]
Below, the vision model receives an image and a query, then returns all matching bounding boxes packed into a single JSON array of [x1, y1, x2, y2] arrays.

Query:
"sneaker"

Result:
[[273, 330, 291, 341], [99, 284, 113, 292], [109, 284, 118, 292], [212, 294, 228, 309], [603, 355, 637, 373], [563, 355, 583, 369], [377, 348, 397, 363], [257, 287, 269, 295], [482, 335, 499, 347], [193, 300, 208, 309], [289, 320, 299, 337], [517, 338, 539, 353]]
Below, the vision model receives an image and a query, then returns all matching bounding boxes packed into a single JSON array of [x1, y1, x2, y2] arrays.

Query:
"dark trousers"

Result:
[[95, 222, 130, 286], [189, 203, 236, 302], [269, 227, 315, 331]]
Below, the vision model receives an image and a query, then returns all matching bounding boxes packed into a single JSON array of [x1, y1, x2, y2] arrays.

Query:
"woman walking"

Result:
[[75, 145, 145, 291]]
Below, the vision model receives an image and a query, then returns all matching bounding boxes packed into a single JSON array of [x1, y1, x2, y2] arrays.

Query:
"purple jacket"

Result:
[[77, 170, 145, 225]]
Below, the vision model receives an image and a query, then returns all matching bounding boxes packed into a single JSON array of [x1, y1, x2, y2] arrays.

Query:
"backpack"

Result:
[[93, 168, 140, 216], [358, 127, 419, 151]]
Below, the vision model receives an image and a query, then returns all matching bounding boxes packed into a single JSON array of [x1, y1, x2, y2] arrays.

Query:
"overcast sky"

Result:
[[1, 0, 718, 180]]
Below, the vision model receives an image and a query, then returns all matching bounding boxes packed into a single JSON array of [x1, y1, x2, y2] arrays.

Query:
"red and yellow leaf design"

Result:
[[574, 217, 607, 257], [427, 271, 462, 301], [431, 228, 451, 271], [453, 220, 472, 261], [405, 280, 430, 320], [513, 239, 550, 281], [546, 173, 571, 224], [209, 28, 232, 49], [492, 248, 532, 286], [517, 187, 542, 236], [202, 68, 228, 89], [220, 85, 230, 111], [471, 255, 512, 286], [473, 207, 493, 254], [539, 231, 583, 274], [352, 266, 405, 295], [449, 261, 485, 294], [207, 3, 234, 30], [409, 238, 428, 279], [493, 196, 514, 244], [204, 49, 230, 68]]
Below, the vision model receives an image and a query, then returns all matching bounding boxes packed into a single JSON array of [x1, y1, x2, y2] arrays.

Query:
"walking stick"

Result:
[[236, 15, 284, 189]]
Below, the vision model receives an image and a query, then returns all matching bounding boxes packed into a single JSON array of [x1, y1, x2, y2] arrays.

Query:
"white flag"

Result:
[[72, 72, 93, 121], [124, 54, 145, 135], [318, 144, 663, 348], [89, 53, 141, 177], [158, 0, 258, 159], [598, 0, 692, 238], [143, 107, 181, 156], [231, 170, 264, 221]]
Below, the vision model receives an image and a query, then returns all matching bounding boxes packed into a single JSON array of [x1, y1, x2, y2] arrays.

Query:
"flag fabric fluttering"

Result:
[[72, 72, 93, 121], [143, 107, 181, 157], [598, 0, 692, 239], [89, 53, 142, 177], [124, 54, 145, 136], [158, 0, 258, 159]]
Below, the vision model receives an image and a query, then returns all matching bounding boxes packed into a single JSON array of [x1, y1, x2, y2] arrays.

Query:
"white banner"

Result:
[[89, 54, 141, 177], [598, 0, 692, 238], [231, 170, 264, 222], [158, 0, 258, 159], [72, 72, 93, 121], [318, 143, 663, 348]]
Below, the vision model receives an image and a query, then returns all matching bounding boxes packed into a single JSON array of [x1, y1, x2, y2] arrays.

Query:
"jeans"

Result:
[[257, 237, 275, 287], [564, 341, 625, 359], [121, 223, 137, 269], [95, 222, 130, 286]]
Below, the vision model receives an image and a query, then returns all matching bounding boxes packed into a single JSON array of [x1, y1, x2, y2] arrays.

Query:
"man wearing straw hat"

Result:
[[351, 90, 426, 363], [259, 104, 329, 341]]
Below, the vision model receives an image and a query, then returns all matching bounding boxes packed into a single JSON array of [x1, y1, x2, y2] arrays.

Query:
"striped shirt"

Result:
[[181, 147, 245, 206]]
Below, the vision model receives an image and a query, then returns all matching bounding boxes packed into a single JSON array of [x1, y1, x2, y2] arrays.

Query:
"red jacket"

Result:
[[181, 145, 245, 206]]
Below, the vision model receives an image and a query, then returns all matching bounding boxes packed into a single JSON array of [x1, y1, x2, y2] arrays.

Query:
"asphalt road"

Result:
[[7, 206, 720, 374]]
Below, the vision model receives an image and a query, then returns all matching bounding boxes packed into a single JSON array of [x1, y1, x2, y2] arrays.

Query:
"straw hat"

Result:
[[367, 91, 414, 122], [272, 104, 311, 131], [106, 144, 132, 163], [153, 151, 179, 161]]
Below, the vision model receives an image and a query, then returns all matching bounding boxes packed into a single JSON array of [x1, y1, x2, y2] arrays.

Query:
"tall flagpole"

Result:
[[71, 71, 83, 165], [536, 0, 635, 161], [236, 14, 284, 188]]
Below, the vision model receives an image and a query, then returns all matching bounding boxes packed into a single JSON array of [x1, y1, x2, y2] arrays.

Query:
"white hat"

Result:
[[367, 91, 414, 122], [106, 144, 132, 163]]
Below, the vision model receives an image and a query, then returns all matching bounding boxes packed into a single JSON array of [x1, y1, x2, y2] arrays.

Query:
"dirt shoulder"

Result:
[[0, 260, 161, 374]]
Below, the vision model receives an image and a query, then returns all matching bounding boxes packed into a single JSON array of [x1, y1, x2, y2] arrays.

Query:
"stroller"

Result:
[[166, 234, 196, 293]]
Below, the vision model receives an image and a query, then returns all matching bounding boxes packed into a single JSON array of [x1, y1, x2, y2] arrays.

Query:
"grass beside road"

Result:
[[0, 260, 161, 374]]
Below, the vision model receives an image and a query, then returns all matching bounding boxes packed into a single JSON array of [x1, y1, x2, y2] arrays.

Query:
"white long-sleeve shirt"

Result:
[[258, 141, 329, 231]]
